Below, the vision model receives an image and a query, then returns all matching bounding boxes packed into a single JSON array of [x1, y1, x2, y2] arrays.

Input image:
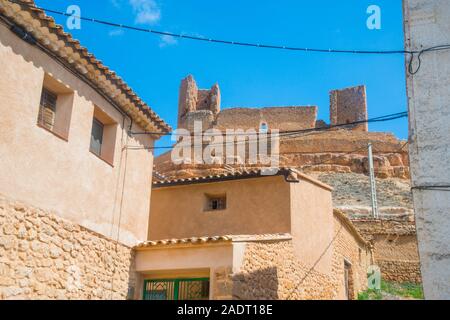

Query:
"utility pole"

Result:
[[368, 143, 379, 219]]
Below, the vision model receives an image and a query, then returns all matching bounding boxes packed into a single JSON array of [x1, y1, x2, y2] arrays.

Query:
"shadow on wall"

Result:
[[232, 267, 279, 300]]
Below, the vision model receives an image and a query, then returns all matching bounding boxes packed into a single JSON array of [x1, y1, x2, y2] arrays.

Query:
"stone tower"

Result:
[[177, 75, 221, 130], [329, 85, 368, 132]]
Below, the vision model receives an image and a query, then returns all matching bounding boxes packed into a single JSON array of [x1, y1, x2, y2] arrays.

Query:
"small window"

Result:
[[90, 118, 104, 157], [37, 74, 74, 141], [259, 122, 269, 133], [205, 195, 226, 211], [38, 88, 57, 131], [89, 106, 118, 166]]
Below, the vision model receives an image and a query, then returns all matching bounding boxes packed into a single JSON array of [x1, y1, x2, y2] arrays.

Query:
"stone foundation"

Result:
[[0, 195, 134, 300]]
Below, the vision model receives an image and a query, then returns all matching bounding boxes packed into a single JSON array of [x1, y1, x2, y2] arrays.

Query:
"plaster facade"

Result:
[[403, 0, 450, 299], [0, 21, 156, 246], [144, 172, 372, 299]]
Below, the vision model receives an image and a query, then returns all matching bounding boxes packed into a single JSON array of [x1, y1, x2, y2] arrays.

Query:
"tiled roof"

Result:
[[152, 168, 301, 187], [152, 167, 334, 191], [135, 236, 233, 248], [0, 0, 171, 133], [333, 209, 371, 248], [134, 233, 293, 249]]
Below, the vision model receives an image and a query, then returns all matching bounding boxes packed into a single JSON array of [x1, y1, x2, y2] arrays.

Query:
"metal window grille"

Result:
[[38, 88, 57, 130], [143, 278, 210, 300], [208, 197, 226, 211]]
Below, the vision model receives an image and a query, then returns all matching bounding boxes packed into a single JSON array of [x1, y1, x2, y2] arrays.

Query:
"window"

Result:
[[37, 74, 74, 140], [90, 118, 104, 157], [205, 194, 226, 211], [89, 106, 118, 166], [259, 122, 269, 133], [143, 278, 210, 300], [38, 88, 57, 131]]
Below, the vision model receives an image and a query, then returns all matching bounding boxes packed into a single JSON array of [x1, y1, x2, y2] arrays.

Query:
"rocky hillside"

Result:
[[309, 172, 413, 219]]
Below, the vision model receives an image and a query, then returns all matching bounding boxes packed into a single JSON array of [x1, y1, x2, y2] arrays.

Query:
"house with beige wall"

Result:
[[137, 169, 372, 300], [0, 1, 372, 301], [0, 0, 170, 299]]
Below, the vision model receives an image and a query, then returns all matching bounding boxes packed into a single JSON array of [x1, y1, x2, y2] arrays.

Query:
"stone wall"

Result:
[[376, 260, 422, 284], [178, 75, 220, 128], [213, 239, 337, 300], [351, 219, 421, 284], [154, 130, 410, 180], [0, 195, 134, 300], [330, 86, 368, 132], [332, 210, 372, 299], [215, 106, 318, 131]]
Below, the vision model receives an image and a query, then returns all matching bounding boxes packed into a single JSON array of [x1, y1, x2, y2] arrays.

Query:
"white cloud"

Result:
[[129, 0, 161, 25], [159, 34, 178, 48], [110, 0, 121, 8], [109, 29, 124, 37]]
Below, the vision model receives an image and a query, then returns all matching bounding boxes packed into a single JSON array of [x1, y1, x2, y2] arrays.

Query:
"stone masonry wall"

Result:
[[0, 195, 134, 300], [332, 211, 372, 299], [213, 239, 337, 300], [351, 219, 422, 284], [330, 86, 368, 132], [215, 106, 318, 131]]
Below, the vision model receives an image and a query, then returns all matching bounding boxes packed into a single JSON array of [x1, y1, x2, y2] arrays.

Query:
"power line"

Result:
[[130, 111, 408, 137], [2, 0, 418, 56], [7, 0, 450, 75], [126, 111, 408, 151], [411, 185, 450, 192]]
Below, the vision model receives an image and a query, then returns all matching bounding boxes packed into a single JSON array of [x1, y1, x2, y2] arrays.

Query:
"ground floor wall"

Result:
[[228, 240, 337, 300], [332, 211, 372, 300], [0, 195, 134, 300], [135, 232, 372, 300]]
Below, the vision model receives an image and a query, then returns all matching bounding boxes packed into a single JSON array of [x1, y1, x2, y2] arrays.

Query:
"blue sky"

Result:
[[35, 0, 408, 152]]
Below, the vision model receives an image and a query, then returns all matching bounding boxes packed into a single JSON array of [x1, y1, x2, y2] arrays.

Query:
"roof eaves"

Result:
[[0, 0, 171, 134]]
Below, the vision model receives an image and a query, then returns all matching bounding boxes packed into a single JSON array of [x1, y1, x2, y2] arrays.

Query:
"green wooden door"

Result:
[[143, 278, 210, 300]]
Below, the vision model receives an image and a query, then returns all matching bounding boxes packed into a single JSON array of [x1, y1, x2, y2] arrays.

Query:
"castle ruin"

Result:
[[177, 75, 368, 133]]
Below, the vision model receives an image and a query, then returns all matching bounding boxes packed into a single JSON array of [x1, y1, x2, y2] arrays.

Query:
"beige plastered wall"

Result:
[[148, 175, 292, 240], [0, 23, 155, 246], [134, 243, 234, 300], [289, 178, 334, 275]]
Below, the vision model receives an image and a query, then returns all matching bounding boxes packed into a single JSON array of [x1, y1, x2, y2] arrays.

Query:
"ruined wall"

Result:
[[351, 219, 421, 284], [332, 211, 372, 300], [0, 195, 134, 300], [178, 75, 220, 128], [330, 86, 368, 132], [215, 106, 318, 131]]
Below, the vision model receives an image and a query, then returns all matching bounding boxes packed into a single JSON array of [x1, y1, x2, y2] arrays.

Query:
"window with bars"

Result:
[[90, 118, 104, 157], [38, 88, 57, 131], [143, 278, 210, 300], [205, 195, 227, 211]]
